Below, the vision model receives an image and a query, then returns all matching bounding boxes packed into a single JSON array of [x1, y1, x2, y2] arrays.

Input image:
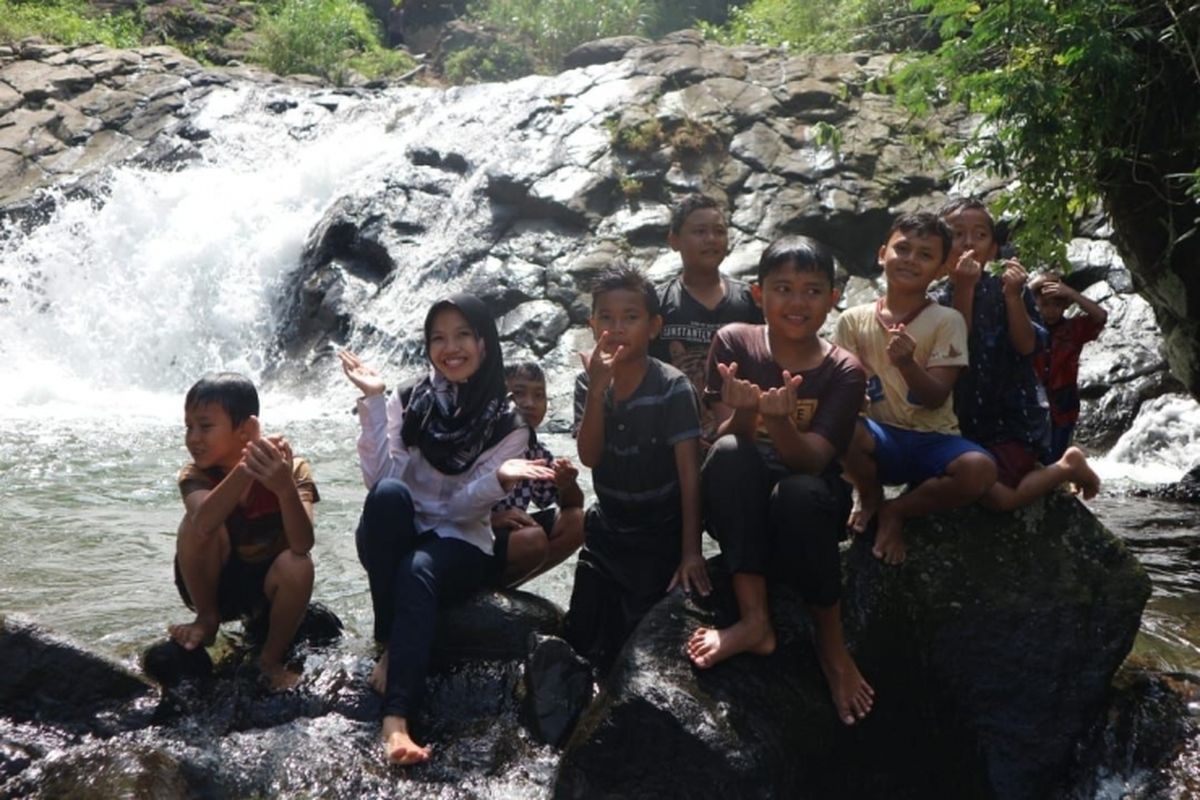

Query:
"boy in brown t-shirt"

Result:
[[688, 236, 875, 726], [170, 372, 318, 691]]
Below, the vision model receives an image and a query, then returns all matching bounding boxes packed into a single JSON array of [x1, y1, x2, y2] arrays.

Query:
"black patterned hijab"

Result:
[[399, 293, 525, 475]]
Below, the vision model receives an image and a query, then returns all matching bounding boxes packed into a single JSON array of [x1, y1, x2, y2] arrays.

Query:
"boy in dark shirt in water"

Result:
[[170, 372, 317, 691], [652, 193, 763, 443]]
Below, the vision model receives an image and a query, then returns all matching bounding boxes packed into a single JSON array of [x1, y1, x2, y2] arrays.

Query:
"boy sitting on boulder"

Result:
[[170, 372, 317, 691]]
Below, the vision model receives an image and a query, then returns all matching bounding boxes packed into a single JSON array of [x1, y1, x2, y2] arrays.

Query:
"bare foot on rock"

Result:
[[872, 504, 907, 565], [848, 483, 883, 536], [369, 650, 388, 695], [383, 715, 430, 766], [817, 646, 875, 725], [1063, 446, 1100, 499], [168, 614, 218, 650], [686, 618, 776, 669], [260, 660, 301, 692]]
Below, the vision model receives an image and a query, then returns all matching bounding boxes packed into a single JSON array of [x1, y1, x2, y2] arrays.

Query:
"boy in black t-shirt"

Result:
[[692, 236, 875, 726], [566, 265, 706, 674], [652, 193, 763, 442]]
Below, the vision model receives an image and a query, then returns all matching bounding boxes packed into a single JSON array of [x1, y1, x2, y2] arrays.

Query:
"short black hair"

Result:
[[757, 235, 836, 286], [505, 360, 545, 384], [669, 193, 724, 235], [886, 212, 953, 264], [184, 372, 259, 427], [590, 264, 661, 317], [937, 196, 1006, 245]]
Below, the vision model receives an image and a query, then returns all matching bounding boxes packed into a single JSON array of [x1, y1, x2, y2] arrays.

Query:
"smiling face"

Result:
[[427, 306, 484, 383], [590, 288, 662, 362], [944, 206, 999, 266], [184, 402, 248, 471], [668, 207, 729, 275], [753, 263, 839, 343], [879, 228, 947, 294], [508, 376, 547, 428]]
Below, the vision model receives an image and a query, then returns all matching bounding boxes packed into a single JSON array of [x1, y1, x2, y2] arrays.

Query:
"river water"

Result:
[[2, 80, 1200, 797]]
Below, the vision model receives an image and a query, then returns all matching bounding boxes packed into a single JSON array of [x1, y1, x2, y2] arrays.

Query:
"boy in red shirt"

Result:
[[1029, 273, 1109, 462]]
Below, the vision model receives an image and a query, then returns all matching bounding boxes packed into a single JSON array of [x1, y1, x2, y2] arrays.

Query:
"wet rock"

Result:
[[7, 741, 190, 800], [523, 635, 594, 747], [0, 615, 152, 728], [564, 36, 651, 69], [500, 300, 571, 355], [556, 494, 1149, 800], [141, 639, 215, 687], [434, 589, 564, 667]]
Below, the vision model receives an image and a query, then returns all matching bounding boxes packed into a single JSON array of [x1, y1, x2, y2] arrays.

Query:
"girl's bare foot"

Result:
[[817, 646, 875, 725], [369, 650, 388, 695], [382, 715, 430, 765], [686, 618, 776, 669], [260, 660, 301, 692], [1062, 447, 1100, 499], [168, 614, 219, 650], [872, 504, 906, 565]]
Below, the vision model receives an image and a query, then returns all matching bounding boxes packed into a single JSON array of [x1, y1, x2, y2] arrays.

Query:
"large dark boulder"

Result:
[[0, 615, 153, 727], [555, 493, 1150, 799]]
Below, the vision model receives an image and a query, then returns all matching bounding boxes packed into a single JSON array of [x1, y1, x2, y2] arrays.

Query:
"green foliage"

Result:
[[252, 0, 408, 83], [442, 40, 535, 83], [468, 0, 656, 69], [0, 0, 144, 48], [894, 0, 1200, 267], [608, 116, 664, 153], [701, 0, 925, 53]]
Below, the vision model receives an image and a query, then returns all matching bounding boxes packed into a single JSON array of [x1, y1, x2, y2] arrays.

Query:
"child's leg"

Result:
[[543, 506, 585, 573], [498, 524, 549, 588], [259, 549, 314, 691], [842, 420, 882, 534], [170, 516, 231, 649], [688, 435, 776, 669], [383, 534, 491, 764], [809, 602, 874, 725], [355, 478, 422, 694], [983, 445, 1100, 511], [875, 449, 996, 564], [563, 542, 623, 675]]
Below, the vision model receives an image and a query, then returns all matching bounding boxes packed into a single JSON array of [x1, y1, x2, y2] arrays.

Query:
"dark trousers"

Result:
[[702, 435, 851, 607], [356, 478, 492, 718]]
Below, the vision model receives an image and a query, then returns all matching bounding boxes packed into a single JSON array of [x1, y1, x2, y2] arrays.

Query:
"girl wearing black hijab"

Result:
[[340, 294, 555, 764]]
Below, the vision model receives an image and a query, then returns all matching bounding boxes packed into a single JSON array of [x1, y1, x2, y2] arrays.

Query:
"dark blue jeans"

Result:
[[356, 478, 492, 718]]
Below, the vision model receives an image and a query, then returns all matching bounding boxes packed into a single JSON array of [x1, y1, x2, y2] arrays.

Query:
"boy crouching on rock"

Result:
[[690, 235, 875, 725], [169, 372, 317, 691]]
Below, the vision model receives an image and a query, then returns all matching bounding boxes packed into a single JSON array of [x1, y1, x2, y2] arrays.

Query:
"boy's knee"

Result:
[[270, 550, 314, 588], [509, 526, 550, 563], [703, 434, 759, 480], [773, 474, 835, 514], [950, 452, 998, 495]]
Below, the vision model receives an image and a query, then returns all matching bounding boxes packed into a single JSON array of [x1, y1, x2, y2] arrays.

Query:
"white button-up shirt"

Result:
[[356, 391, 527, 554]]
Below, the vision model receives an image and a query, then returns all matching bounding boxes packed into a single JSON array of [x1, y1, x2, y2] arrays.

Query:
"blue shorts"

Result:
[[865, 419, 993, 486]]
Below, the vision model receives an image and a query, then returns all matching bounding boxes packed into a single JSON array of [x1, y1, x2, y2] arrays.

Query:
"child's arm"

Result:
[[758, 371, 838, 474], [1045, 281, 1109, 326], [183, 465, 254, 538], [949, 249, 982, 333], [552, 458, 585, 509], [667, 436, 710, 596], [243, 437, 315, 555], [576, 333, 620, 468], [1001, 260, 1038, 356], [887, 324, 961, 409]]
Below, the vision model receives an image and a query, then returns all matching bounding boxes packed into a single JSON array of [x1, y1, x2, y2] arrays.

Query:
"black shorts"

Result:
[[174, 553, 270, 621], [490, 507, 558, 580]]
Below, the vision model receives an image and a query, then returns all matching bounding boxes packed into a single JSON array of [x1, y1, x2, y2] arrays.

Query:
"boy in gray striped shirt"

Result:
[[566, 265, 707, 674]]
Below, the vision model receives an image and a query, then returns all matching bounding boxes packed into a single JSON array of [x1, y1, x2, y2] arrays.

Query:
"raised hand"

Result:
[[1000, 259, 1028, 297], [242, 436, 292, 495], [717, 361, 762, 411], [951, 248, 982, 285], [497, 458, 558, 492], [578, 331, 624, 389], [339, 350, 386, 397], [886, 324, 916, 366], [759, 369, 803, 419], [552, 457, 578, 489]]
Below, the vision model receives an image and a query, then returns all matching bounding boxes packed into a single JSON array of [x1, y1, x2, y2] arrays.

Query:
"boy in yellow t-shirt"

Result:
[[832, 213, 997, 565]]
